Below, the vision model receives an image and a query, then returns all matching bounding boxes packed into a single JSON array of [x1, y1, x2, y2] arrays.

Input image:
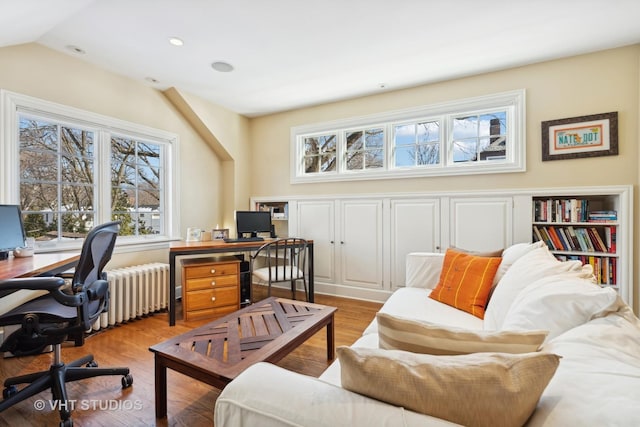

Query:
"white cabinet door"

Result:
[[447, 197, 513, 252], [389, 198, 440, 289], [339, 199, 383, 289], [296, 200, 336, 284]]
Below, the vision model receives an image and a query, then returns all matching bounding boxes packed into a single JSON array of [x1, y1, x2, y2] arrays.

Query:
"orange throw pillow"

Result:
[[429, 248, 501, 319]]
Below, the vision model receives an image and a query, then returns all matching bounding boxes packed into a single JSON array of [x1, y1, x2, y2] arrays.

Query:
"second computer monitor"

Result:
[[235, 211, 272, 238]]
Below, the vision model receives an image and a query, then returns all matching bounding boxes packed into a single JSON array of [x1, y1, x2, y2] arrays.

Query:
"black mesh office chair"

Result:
[[0, 221, 132, 427], [250, 238, 309, 302]]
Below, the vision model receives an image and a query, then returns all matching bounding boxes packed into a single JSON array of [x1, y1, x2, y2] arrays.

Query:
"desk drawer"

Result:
[[184, 261, 239, 279], [184, 287, 239, 312], [184, 275, 237, 291]]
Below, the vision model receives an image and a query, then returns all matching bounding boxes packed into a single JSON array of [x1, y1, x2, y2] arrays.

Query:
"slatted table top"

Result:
[[150, 297, 337, 403]]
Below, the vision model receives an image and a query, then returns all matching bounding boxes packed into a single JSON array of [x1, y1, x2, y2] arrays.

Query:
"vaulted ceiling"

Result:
[[2, 0, 640, 117]]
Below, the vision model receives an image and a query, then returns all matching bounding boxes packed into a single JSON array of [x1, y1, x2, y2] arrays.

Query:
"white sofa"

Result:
[[214, 242, 640, 426]]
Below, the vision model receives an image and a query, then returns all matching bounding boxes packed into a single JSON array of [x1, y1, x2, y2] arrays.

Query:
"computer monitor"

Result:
[[235, 211, 272, 238], [0, 204, 26, 260]]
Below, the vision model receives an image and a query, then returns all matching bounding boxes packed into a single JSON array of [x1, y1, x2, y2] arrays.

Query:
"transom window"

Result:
[[291, 90, 525, 183], [1, 90, 179, 249]]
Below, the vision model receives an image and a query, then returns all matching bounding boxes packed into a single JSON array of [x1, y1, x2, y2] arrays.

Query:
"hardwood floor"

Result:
[[0, 289, 382, 426]]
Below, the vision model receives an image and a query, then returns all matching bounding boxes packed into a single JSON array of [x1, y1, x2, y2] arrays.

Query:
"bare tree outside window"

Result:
[[394, 121, 440, 167], [345, 128, 384, 171], [19, 116, 163, 242], [303, 134, 336, 173]]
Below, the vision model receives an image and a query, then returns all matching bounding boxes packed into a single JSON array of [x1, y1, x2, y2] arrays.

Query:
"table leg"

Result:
[[326, 314, 335, 360], [308, 244, 314, 303], [154, 354, 168, 418], [169, 252, 177, 326]]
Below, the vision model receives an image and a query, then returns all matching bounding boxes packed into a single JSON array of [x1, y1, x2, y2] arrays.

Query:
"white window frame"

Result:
[[0, 90, 180, 251], [291, 89, 525, 183]]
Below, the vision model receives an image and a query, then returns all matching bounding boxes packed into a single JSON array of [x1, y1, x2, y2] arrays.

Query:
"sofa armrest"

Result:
[[215, 362, 456, 427], [406, 252, 444, 289]]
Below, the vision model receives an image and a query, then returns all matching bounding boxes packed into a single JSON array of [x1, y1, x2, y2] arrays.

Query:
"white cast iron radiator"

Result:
[[93, 263, 169, 330]]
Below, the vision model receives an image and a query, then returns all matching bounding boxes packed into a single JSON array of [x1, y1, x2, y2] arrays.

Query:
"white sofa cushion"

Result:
[[377, 312, 548, 355], [484, 243, 593, 331], [362, 287, 482, 336], [338, 346, 560, 427], [501, 275, 620, 341]]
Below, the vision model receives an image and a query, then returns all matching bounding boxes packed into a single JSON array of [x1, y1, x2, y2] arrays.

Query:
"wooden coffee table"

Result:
[[149, 296, 337, 418]]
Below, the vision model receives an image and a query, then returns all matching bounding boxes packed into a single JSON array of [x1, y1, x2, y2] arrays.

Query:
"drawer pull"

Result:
[[211, 281, 216, 286], [210, 269, 216, 274], [211, 297, 216, 302]]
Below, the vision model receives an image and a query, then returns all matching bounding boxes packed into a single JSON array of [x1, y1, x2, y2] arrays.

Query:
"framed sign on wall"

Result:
[[541, 112, 618, 161]]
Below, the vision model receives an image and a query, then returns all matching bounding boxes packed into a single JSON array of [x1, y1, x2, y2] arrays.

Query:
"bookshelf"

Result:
[[532, 194, 621, 289]]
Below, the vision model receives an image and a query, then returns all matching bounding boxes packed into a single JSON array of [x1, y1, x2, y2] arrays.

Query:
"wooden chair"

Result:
[[249, 238, 308, 302]]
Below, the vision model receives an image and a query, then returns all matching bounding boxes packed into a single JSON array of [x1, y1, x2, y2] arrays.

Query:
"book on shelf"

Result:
[[588, 210, 617, 222], [534, 224, 615, 254]]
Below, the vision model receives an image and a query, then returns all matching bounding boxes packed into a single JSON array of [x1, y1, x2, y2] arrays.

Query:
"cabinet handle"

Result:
[[210, 269, 216, 274], [341, 241, 344, 244], [330, 240, 334, 244], [211, 281, 216, 286], [211, 297, 216, 302]]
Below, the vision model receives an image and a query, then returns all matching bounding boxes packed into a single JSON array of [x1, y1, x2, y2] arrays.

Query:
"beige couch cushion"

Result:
[[377, 312, 548, 355], [338, 346, 560, 427]]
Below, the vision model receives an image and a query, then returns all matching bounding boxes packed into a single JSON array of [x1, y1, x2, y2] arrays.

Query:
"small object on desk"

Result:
[[13, 247, 34, 258]]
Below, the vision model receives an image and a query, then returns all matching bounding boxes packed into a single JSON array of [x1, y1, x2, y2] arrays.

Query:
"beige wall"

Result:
[[249, 45, 639, 195], [0, 43, 229, 266], [249, 44, 640, 308]]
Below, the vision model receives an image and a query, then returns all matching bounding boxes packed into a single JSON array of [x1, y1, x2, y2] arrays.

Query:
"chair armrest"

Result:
[[0, 277, 66, 292], [0, 277, 86, 307], [406, 252, 445, 289]]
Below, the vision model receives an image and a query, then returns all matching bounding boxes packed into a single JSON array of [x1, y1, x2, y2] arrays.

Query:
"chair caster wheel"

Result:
[[122, 373, 133, 388], [86, 360, 98, 368], [3, 385, 17, 399], [60, 418, 73, 427]]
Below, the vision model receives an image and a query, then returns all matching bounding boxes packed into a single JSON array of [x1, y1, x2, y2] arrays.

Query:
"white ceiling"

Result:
[[2, 0, 640, 117]]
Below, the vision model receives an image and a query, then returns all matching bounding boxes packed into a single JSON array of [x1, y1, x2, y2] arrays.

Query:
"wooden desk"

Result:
[[168, 239, 314, 326], [0, 252, 80, 280]]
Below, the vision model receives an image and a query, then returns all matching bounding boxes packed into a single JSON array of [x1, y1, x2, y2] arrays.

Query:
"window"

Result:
[[291, 90, 525, 183], [1, 90, 179, 249], [345, 127, 384, 171]]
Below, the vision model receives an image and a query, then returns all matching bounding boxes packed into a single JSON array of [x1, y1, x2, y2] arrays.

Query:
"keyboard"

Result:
[[223, 237, 265, 243]]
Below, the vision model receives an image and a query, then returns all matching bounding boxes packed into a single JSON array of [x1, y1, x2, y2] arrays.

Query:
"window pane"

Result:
[[366, 150, 384, 168], [20, 151, 57, 182], [111, 137, 163, 236], [452, 139, 478, 162], [346, 151, 363, 170], [346, 131, 363, 151], [394, 124, 415, 146], [417, 121, 439, 143], [321, 154, 336, 172], [453, 116, 478, 140], [19, 116, 95, 241], [395, 146, 415, 167], [365, 128, 384, 148], [19, 118, 57, 151], [303, 134, 336, 174], [416, 144, 440, 165], [304, 156, 319, 173]]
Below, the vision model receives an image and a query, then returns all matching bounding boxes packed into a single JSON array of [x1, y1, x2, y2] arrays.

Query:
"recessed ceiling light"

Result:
[[145, 77, 159, 84], [211, 61, 234, 72], [66, 45, 86, 55], [169, 37, 184, 46]]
